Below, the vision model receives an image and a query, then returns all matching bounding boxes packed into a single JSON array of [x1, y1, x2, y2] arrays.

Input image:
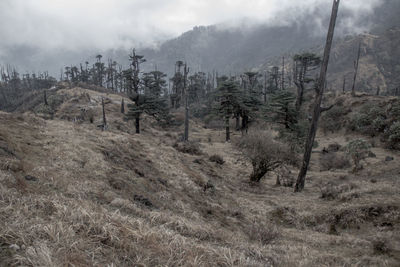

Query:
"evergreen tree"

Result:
[[214, 76, 242, 141]]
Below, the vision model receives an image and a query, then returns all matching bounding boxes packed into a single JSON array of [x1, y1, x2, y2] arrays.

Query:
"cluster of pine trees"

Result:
[[0, 65, 57, 111]]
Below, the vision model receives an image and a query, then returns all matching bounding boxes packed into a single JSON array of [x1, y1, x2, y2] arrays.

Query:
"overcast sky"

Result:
[[0, 0, 382, 53]]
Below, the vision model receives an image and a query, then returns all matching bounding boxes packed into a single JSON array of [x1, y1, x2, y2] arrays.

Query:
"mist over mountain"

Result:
[[141, 0, 400, 77], [0, 0, 398, 78]]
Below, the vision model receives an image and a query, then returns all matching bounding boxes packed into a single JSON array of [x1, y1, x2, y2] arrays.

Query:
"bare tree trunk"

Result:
[[225, 115, 230, 142], [295, 0, 340, 192], [264, 72, 267, 103], [351, 41, 361, 97], [135, 115, 140, 134], [121, 98, 125, 114], [183, 64, 190, 142], [281, 56, 285, 90], [102, 97, 107, 131], [44, 90, 48, 106], [295, 82, 305, 111], [235, 114, 240, 131], [342, 76, 346, 93]]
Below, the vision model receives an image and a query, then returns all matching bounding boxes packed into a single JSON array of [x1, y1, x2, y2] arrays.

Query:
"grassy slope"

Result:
[[0, 88, 399, 266]]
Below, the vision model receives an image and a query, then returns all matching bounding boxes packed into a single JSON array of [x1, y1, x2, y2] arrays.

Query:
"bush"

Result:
[[190, 103, 210, 119], [385, 121, 400, 150], [320, 182, 358, 201], [320, 106, 350, 133], [326, 143, 341, 152], [275, 168, 295, 187], [246, 222, 279, 245], [173, 141, 202, 155], [320, 152, 351, 171], [278, 119, 310, 153], [209, 154, 224, 165], [348, 104, 386, 136], [372, 238, 391, 254], [345, 139, 371, 172], [236, 131, 296, 182]]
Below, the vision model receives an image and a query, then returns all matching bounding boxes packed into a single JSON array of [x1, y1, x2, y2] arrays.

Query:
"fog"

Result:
[[0, 0, 383, 75]]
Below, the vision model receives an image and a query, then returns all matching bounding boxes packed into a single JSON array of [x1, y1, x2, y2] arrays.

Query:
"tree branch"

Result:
[[320, 103, 335, 113]]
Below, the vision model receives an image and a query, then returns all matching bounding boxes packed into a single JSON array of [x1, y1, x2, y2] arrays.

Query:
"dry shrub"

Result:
[[173, 141, 202, 155], [320, 152, 351, 171], [246, 221, 280, 245], [372, 238, 391, 254], [236, 131, 296, 182], [320, 182, 358, 201], [276, 167, 295, 187], [209, 154, 224, 165], [326, 142, 342, 152], [270, 206, 298, 227]]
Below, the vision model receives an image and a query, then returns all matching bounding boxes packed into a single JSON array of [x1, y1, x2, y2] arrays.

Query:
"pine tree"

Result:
[[214, 77, 242, 141]]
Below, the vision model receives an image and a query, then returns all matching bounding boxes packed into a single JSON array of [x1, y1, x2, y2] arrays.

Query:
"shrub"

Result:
[[246, 222, 280, 245], [278, 119, 310, 153], [372, 238, 391, 254], [385, 121, 400, 150], [388, 99, 400, 119], [173, 141, 202, 155], [236, 131, 296, 182], [348, 104, 386, 136], [209, 154, 224, 165], [320, 152, 351, 171], [345, 139, 371, 172], [320, 106, 349, 133], [327, 143, 341, 152], [320, 182, 358, 200], [275, 168, 295, 187]]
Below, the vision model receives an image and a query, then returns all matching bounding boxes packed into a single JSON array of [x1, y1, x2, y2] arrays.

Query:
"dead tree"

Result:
[[351, 41, 361, 97], [102, 97, 107, 130], [342, 76, 346, 93], [295, 0, 340, 192], [263, 71, 267, 103], [121, 98, 125, 114], [44, 90, 48, 106], [293, 53, 321, 111], [183, 63, 190, 142], [281, 56, 285, 90]]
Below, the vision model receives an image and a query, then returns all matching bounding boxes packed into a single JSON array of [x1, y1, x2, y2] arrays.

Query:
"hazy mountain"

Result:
[[0, 0, 399, 80]]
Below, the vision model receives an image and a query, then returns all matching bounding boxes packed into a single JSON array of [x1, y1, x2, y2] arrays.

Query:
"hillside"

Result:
[[262, 27, 400, 95], [317, 27, 400, 95], [139, 0, 400, 80], [0, 87, 399, 266]]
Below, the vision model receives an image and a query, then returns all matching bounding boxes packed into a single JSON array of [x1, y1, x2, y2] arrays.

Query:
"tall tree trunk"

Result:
[[44, 90, 48, 106], [351, 41, 361, 97], [235, 114, 240, 131], [102, 97, 107, 131], [121, 98, 125, 114], [264, 72, 267, 103], [225, 115, 230, 142], [135, 114, 140, 134], [295, 82, 305, 111], [295, 0, 340, 192], [183, 64, 189, 142], [281, 56, 285, 90], [342, 76, 346, 93]]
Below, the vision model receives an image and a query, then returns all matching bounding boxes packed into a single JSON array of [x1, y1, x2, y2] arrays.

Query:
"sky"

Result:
[[0, 0, 383, 53]]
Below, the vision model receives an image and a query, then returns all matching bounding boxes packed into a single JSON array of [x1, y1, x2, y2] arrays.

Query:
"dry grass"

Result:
[[0, 88, 399, 266]]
